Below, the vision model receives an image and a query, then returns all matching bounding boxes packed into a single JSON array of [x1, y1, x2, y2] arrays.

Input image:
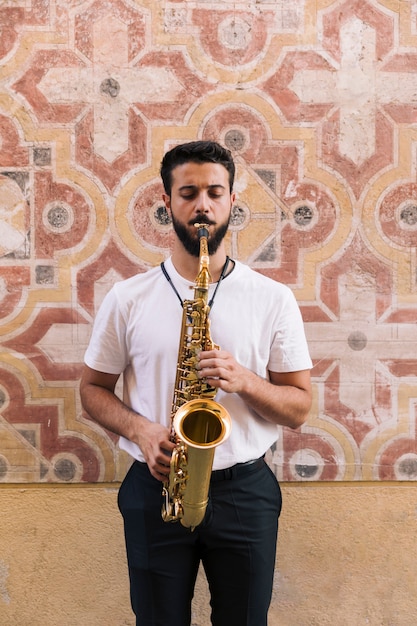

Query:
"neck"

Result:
[[171, 241, 228, 283]]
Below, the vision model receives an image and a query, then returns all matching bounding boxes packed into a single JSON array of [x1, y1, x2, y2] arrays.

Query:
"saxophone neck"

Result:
[[194, 223, 212, 293]]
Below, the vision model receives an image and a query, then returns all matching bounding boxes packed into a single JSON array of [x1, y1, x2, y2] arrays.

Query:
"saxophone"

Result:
[[161, 224, 232, 530]]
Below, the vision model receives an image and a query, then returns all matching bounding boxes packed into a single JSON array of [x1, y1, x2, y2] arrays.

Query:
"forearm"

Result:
[[197, 350, 312, 430], [80, 380, 144, 441], [80, 366, 175, 480], [238, 369, 312, 430]]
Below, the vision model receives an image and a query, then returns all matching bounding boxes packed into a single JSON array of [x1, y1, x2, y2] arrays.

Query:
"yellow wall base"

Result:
[[1, 483, 416, 625]]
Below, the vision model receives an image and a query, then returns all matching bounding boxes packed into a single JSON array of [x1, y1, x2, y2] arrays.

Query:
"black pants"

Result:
[[118, 458, 282, 626]]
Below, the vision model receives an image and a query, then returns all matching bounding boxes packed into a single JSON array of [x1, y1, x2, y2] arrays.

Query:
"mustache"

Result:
[[188, 218, 215, 226]]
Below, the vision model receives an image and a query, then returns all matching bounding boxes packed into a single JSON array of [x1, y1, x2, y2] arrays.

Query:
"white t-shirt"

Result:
[[84, 258, 312, 469]]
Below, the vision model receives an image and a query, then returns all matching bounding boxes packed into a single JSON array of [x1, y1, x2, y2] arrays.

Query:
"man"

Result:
[[80, 140, 312, 626]]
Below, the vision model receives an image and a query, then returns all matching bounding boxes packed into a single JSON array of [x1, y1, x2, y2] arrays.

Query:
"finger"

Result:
[[199, 349, 217, 358], [152, 461, 171, 479], [151, 468, 169, 482]]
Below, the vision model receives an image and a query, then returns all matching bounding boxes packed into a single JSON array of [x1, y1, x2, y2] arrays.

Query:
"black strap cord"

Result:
[[160, 256, 232, 312]]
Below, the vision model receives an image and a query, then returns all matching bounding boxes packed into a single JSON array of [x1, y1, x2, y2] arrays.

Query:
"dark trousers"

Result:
[[118, 458, 282, 626]]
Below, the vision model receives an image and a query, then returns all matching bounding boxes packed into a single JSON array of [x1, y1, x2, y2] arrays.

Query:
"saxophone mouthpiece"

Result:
[[194, 223, 209, 240]]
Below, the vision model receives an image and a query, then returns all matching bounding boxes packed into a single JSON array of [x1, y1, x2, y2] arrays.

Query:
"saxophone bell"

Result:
[[162, 399, 231, 530]]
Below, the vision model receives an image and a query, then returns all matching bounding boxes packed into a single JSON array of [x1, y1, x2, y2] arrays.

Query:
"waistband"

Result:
[[210, 456, 265, 482]]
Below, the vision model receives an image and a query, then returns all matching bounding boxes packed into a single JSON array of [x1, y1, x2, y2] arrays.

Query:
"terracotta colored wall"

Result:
[[1, 1, 417, 623]]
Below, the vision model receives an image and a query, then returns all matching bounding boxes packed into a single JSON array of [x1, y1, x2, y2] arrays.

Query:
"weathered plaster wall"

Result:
[[1, 1, 417, 624], [1, 484, 417, 625]]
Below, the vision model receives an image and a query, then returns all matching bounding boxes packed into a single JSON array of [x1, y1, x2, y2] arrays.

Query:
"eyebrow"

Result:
[[178, 184, 227, 192]]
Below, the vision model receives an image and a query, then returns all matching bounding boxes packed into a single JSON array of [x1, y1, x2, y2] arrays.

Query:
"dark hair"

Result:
[[160, 140, 235, 196]]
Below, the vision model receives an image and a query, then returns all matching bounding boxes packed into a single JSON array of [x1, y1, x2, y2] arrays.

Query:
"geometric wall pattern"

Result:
[[1, 0, 417, 483]]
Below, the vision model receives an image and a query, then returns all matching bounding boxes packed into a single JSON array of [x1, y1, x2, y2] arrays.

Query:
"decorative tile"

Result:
[[1, 0, 417, 483]]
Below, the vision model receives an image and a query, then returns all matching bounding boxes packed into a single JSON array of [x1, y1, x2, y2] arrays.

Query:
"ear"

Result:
[[162, 193, 171, 213]]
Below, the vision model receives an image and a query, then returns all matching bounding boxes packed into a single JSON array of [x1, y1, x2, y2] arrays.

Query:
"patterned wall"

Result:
[[1, 0, 417, 484]]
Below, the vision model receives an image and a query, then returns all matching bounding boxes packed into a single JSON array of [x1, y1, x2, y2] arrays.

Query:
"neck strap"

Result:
[[160, 256, 232, 311]]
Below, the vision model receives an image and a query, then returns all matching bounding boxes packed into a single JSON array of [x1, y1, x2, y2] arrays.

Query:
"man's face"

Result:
[[163, 161, 235, 257]]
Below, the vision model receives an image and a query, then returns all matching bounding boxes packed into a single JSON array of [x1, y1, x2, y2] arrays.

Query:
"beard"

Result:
[[170, 212, 230, 257]]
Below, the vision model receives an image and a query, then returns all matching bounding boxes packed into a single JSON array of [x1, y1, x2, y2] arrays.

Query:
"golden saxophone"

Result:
[[161, 223, 232, 530]]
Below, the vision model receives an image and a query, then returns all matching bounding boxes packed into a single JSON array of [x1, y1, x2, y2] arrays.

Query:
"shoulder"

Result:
[[116, 263, 162, 288], [95, 264, 167, 320], [231, 261, 293, 297], [111, 264, 164, 299]]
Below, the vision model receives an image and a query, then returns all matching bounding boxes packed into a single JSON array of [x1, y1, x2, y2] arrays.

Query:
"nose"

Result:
[[195, 191, 210, 214]]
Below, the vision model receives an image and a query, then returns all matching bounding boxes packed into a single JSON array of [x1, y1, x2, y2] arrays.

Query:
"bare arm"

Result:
[[79, 365, 175, 481], [197, 350, 312, 429]]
